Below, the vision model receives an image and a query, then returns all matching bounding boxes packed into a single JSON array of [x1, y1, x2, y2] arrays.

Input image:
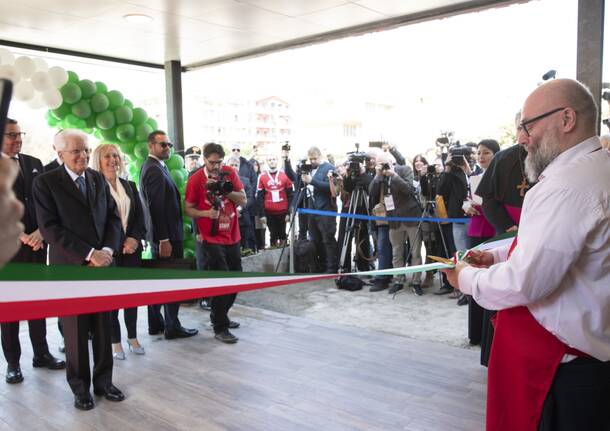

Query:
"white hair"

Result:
[[55, 129, 88, 151]]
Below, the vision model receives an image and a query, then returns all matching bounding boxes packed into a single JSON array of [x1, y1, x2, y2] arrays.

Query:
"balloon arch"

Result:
[[0, 49, 196, 257]]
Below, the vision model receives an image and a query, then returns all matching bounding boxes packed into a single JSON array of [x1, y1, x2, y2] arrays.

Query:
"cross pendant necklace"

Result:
[[517, 178, 529, 197]]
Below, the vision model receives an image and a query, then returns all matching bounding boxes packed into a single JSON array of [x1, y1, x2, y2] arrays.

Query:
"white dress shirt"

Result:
[[459, 137, 610, 361]]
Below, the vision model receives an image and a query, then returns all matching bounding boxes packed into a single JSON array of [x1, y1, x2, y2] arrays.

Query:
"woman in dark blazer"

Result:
[[91, 144, 146, 360]]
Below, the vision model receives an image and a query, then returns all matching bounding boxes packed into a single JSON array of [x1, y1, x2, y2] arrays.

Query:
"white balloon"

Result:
[[27, 93, 45, 109], [32, 57, 48, 72], [14, 56, 36, 78], [42, 88, 62, 109], [0, 48, 15, 65], [0, 64, 21, 84], [14, 80, 35, 102], [48, 66, 68, 87], [30, 70, 53, 91]]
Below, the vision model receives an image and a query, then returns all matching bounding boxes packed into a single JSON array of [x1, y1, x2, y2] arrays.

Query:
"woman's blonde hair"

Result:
[[90, 143, 126, 177]]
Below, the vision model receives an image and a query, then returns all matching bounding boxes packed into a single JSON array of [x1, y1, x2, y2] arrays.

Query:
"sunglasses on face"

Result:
[[157, 141, 174, 149]]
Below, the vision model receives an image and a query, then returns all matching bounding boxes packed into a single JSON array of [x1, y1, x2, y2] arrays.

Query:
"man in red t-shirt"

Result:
[[185, 143, 247, 344], [256, 155, 293, 246]]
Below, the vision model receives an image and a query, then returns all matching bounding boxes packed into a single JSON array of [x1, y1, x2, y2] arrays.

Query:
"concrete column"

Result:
[[164, 60, 184, 152], [576, 0, 604, 133]]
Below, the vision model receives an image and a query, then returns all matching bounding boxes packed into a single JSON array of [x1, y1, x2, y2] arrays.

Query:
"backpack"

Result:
[[335, 275, 364, 291], [294, 240, 318, 273]]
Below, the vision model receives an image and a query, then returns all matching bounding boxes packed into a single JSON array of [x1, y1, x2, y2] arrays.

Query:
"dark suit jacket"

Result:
[[291, 161, 336, 211], [43, 159, 61, 172], [118, 177, 146, 244], [13, 154, 43, 234], [139, 157, 183, 243], [32, 167, 122, 265]]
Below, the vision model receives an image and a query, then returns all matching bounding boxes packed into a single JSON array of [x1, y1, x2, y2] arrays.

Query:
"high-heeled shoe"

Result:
[[113, 350, 126, 360], [127, 340, 145, 355]]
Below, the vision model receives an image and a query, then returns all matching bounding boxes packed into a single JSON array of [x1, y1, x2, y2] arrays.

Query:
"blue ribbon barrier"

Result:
[[296, 208, 470, 224]]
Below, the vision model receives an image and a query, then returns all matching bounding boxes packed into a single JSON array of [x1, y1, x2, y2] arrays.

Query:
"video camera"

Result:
[[281, 141, 291, 152], [206, 171, 234, 197], [297, 159, 313, 175], [448, 142, 472, 165], [346, 143, 369, 178]]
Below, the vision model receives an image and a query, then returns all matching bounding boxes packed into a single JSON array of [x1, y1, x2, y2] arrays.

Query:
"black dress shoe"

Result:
[[6, 365, 23, 384], [434, 286, 454, 295], [148, 327, 164, 336], [228, 320, 240, 329], [33, 352, 66, 370], [164, 327, 198, 340], [94, 384, 125, 402], [214, 330, 238, 344], [74, 393, 94, 410]]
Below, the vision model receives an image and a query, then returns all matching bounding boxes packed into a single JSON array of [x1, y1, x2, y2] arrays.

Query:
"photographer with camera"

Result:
[[296, 146, 337, 273], [185, 143, 247, 344], [282, 143, 310, 241], [338, 152, 374, 272], [256, 154, 293, 247]]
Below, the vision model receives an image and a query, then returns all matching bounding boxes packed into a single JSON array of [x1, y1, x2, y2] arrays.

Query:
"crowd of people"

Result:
[[1, 77, 609, 428]]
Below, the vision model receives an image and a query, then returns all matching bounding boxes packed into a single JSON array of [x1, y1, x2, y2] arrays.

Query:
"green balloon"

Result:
[[52, 102, 71, 120], [71, 100, 92, 119], [114, 106, 133, 124], [135, 123, 153, 142], [184, 237, 196, 251], [90, 93, 110, 113], [119, 141, 135, 157], [116, 124, 136, 142], [67, 71, 79, 83], [46, 111, 59, 127], [132, 108, 148, 125], [184, 249, 195, 258], [95, 81, 108, 94], [107, 90, 124, 109], [94, 129, 104, 140], [85, 115, 97, 128], [65, 114, 80, 128], [166, 154, 184, 170], [124, 99, 133, 109], [133, 141, 148, 159], [77, 79, 96, 99], [146, 118, 158, 131], [100, 128, 117, 142], [134, 158, 145, 172], [60, 83, 82, 104], [96, 111, 116, 130], [170, 169, 185, 186]]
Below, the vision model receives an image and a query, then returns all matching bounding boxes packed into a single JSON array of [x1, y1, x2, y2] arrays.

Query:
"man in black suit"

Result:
[[140, 130, 198, 340], [1, 119, 65, 385], [33, 129, 124, 411]]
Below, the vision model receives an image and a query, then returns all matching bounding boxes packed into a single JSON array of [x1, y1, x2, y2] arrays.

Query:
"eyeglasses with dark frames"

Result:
[[4, 132, 26, 140], [205, 159, 223, 165], [519, 107, 566, 136]]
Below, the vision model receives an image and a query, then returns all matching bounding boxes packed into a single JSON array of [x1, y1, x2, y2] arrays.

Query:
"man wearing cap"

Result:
[[184, 146, 202, 174]]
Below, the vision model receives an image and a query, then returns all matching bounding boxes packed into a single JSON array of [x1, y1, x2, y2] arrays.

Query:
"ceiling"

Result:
[[0, 0, 521, 69]]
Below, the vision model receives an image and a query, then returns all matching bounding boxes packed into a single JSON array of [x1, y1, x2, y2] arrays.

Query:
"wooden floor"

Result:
[[0, 304, 487, 431]]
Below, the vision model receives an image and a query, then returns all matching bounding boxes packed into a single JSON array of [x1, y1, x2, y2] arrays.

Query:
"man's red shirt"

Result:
[[185, 166, 244, 245]]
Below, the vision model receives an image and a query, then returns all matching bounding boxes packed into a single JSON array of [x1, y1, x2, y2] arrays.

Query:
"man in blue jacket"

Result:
[[299, 146, 337, 273]]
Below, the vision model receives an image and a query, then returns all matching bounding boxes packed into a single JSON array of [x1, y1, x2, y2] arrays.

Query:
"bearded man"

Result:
[[445, 79, 610, 431]]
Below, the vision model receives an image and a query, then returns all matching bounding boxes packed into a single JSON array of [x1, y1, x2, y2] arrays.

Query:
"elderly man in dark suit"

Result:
[[33, 129, 124, 411], [140, 130, 197, 340], [1, 118, 65, 385]]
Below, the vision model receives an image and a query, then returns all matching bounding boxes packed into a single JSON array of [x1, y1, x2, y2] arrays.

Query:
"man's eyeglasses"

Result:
[[205, 159, 223, 165], [65, 149, 92, 156], [157, 141, 173, 149], [519, 107, 566, 136], [4, 132, 26, 140]]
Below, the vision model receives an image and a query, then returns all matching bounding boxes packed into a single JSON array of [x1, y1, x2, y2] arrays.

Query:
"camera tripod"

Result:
[[338, 184, 372, 273], [275, 185, 310, 272]]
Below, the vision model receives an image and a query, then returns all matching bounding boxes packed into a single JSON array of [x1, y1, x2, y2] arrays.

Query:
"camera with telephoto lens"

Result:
[[281, 142, 291, 152], [206, 171, 234, 196], [448, 142, 472, 166], [381, 163, 391, 171]]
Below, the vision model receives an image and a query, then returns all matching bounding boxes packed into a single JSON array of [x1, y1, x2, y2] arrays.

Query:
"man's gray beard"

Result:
[[524, 130, 561, 182]]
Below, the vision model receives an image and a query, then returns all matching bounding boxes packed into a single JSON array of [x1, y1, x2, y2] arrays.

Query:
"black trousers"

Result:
[[337, 216, 372, 273], [1, 245, 49, 366], [538, 358, 610, 431], [62, 312, 113, 396], [307, 213, 338, 273], [267, 212, 287, 245], [111, 249, 141, 343], [297, 212, 308, 240], [202, 242, 241, 333], [466, 236, 492, 346], [148, 240, 183, 332]]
